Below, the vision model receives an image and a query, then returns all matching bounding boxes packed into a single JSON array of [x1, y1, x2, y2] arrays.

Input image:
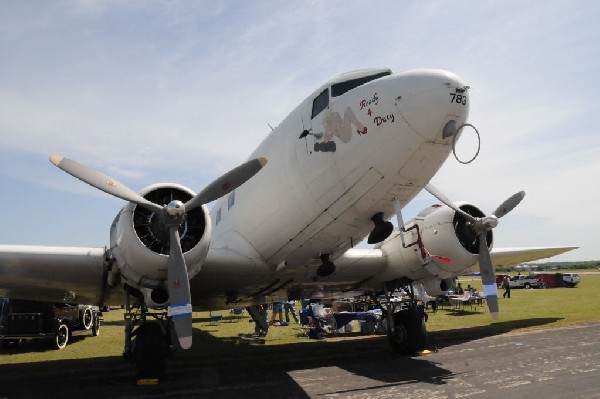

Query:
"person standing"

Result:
[[284, 300, 299, 323], [250, 304, 269, 336], [270, 301, 284, 325], [502, 275, 511, 298]]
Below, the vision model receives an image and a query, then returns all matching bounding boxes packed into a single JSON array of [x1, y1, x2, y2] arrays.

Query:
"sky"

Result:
[[1, 1, 598, 262]]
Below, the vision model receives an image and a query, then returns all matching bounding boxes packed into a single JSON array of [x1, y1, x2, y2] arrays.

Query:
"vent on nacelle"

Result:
[[133, 187, 206, 255], [453, 204, 492, 254]]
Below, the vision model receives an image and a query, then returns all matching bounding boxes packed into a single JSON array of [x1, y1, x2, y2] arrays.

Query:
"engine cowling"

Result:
[[414, 202, 492, 274], [108, 183, 211, 304], [380, 202, 491, 294]]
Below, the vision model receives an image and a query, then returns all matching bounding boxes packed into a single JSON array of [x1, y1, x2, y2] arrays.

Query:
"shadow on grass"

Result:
[[0, 317, 563, 399]]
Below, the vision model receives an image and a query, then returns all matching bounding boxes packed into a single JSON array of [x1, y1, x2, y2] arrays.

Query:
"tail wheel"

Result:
[[134, 322, 167, 379], [55, 323, 69, 349], [388, 308, 427, 354]]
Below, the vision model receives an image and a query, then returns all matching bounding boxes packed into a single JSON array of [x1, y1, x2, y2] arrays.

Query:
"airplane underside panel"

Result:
[[0, 245, 107, 305]]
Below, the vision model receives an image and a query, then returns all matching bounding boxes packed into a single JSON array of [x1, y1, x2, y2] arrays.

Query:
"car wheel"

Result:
[[92, 315, 101, 336], [55, 323, 69, 349], [81, 307, 93, 330]]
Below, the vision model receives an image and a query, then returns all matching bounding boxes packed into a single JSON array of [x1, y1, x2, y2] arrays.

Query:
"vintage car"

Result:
[[0, 298, 101, 349]]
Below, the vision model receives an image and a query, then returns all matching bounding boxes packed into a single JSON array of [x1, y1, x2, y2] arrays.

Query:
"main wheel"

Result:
[[388, 308, 427, 354], [55, 323, 69, 349], [134, 322, 167, 379]]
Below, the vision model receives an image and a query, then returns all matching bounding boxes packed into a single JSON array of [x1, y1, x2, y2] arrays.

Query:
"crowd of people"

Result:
[[240, 280, 494, 340]]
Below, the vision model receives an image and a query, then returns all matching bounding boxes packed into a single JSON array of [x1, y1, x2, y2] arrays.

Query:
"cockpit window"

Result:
[[331, 71, 391, 97], [311, 88, 329, 119]]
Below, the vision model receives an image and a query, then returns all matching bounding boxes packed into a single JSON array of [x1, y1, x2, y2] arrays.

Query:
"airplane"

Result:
[[0, 67, 576, 377]]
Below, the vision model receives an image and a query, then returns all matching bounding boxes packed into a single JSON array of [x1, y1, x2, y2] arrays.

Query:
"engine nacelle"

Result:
[[414, 202, 491, 273], [108, 183, 211, 301], [380, 202, 490, 294]]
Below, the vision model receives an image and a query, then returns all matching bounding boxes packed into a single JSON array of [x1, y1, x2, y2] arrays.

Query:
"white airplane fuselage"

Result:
[[192, 68, 470, 306]]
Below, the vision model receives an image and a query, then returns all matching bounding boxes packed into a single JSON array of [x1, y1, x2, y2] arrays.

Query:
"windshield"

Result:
[[331, 71, 390, 97]]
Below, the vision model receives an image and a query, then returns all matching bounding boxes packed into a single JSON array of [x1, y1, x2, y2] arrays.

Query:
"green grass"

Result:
[[1, 275, 599, 365], [428, 274, 600, 332]]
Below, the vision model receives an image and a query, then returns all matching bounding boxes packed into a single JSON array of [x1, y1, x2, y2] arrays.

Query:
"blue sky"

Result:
[[1, 1, 598, 262]]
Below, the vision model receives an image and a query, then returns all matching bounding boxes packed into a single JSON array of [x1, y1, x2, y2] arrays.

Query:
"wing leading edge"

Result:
[[490, 246, 578, 267]]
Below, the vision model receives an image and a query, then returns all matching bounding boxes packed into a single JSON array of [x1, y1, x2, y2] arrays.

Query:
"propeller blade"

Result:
[[424, 183, 476, 223], [492, 191, 525, 218], [166, 226, 193, 349], [185, 156, 268, 211], [478, 233, 499, 320], [49, 155, 163, 213]]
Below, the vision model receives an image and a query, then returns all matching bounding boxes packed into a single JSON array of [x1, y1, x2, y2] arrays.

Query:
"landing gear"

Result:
[[135, 322, 167, 379], [378, 280, 427, 355], [387, 308, 427, 354], [123, 290, 171, 379]]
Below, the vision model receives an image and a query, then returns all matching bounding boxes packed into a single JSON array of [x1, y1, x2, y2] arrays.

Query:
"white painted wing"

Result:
[[0, 245, 112, 305], [490, 246, 579, 267]]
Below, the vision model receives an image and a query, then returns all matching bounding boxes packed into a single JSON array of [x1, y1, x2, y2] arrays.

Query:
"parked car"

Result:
[[0, 298, 101, 349], [562, 273, 581, 287], [508, 275, 540, 289]]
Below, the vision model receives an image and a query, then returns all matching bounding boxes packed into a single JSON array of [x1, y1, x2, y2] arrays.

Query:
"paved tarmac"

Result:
[[2, 321, 600, 398]]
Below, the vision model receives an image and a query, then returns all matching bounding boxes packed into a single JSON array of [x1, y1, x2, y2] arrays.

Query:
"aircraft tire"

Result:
[[55, 323, 69, 350], [388, 308, 427, 354], [134, 322, 166, 379]]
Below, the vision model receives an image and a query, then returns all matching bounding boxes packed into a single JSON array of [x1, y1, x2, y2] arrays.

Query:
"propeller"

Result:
[[50, 155, 268, 348], [424, 183, 525, 320]]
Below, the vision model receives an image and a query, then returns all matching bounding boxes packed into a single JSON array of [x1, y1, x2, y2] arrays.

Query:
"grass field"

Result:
[[1, 274, 599, 366]]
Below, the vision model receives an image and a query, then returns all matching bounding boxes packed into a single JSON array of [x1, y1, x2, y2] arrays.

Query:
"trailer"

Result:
[[0, 298, 101, 349]]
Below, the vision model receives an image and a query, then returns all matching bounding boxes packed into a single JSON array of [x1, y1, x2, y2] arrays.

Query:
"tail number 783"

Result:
[[450, 93, 467, 105]]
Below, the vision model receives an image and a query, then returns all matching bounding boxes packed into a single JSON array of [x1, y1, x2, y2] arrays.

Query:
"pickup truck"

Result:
[[0, 298, 101, 349], [508, 275, 540, 289], [562, 273, 581, 287]]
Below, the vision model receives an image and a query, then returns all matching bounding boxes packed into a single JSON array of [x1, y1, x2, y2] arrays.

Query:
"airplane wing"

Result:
[[461, 246, 578, 275], [0, 245, 111, 305], [490, 246, 578, 267]]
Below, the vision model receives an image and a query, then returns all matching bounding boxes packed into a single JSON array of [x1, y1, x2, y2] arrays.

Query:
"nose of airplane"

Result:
[[393, 69, 470, 142]]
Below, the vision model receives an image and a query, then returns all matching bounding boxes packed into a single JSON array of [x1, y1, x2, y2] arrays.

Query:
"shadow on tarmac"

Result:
[[0, 317, 561, 399]]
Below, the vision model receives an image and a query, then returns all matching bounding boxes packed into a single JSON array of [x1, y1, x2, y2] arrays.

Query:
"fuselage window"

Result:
[[216, 208, 222, 225], [311, 88, 329, 119], [228, 191, 235, 210], [331, 71, 391, 97]]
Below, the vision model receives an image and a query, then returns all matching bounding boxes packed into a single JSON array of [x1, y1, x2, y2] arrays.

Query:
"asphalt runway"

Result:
[[2, 321, 600, 398]]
